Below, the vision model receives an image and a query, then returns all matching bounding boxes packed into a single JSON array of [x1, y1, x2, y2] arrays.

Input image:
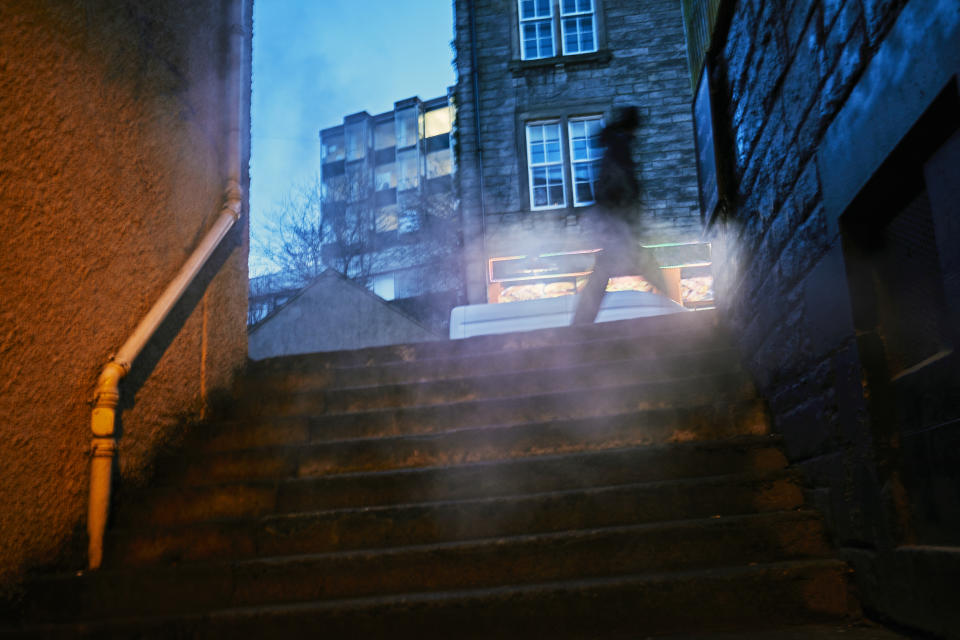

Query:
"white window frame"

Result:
[[567, 115, 604, 206], [518, 0, 598, 60], [526, 120, 567, 210], [559, 0, 597, 55], [518, 0, 555, 61]]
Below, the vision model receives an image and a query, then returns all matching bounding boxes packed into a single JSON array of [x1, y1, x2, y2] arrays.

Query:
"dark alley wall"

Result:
[[705, 0, 960, 635], [0, 0, 251, 590]]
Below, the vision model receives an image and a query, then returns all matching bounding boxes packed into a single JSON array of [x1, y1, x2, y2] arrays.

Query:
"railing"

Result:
[[86, 0, 247, 570]]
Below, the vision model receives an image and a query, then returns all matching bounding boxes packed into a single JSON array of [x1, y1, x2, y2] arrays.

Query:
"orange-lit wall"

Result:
[[0, 0, 251, 591]]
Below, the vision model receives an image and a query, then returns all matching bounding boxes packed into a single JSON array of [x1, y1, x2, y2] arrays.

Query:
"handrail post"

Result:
[[87, 361, 126, 570]]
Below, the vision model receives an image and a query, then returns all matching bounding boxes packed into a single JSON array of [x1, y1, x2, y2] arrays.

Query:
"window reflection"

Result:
[[322, 134, 345, 162], [426, 148, 452, 178], [376, 204, 399, 232], [345, 122, 366, 161], [396, 108, 418, 148], [375, 162, 398, 191], [374, 120, 396, 150], [397, 148, 419, 190]]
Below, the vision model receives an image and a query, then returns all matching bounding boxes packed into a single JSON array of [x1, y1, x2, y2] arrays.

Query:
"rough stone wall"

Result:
[[454, 0, 700, 303], [710, 0, 910, 541], [707, 0, 960, 634], [0, 0, 251, 590]]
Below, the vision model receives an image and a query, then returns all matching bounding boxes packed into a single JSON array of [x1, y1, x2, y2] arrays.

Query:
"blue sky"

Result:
[[250, 0, 456, 275]]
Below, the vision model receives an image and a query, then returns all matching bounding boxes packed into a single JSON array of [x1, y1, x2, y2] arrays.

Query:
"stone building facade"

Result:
[[319, 93, 463, 331], [696, 0, 960, 635], [453, 0, 702, 305]]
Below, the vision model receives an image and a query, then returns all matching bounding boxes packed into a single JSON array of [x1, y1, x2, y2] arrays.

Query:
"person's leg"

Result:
[[635, 244, 668, 295], [572, 250, 612, 325]]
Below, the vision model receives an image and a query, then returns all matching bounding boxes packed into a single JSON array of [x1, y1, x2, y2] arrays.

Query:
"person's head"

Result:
[[611, 105, 640, 131]]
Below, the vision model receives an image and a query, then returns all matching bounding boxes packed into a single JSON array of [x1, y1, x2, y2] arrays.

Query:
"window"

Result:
[[396, 107, 418, 148], [370, 274, 396, 300], [525, 115, 603, 209], [322, 133, 345, 163], [374, 120, 396, 150], [345, 121, 366, 161], [375, 163, 397, 191], [518, 0, 597, 60], [426, 148, 452, 178], [519, 0, 554, 60], [397, 148, 419, 190], [376, 204, 399, 232], [568, 116, 603, 205], [526, 121, 565, 208], [423, 106, 452, 138], [560, 0, 596, 55]]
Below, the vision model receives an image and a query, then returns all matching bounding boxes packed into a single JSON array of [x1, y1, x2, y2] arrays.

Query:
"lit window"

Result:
[[519, 0, 554, 60], [560, 0, 596, 54], [423, 107, 452, 138], [526, 121, 566, 209], [568, 116, 603, 205], [519, 0, 597, 60]]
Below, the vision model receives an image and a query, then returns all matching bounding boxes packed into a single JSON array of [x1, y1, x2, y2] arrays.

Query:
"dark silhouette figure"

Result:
[[572, 106, 668, 325]]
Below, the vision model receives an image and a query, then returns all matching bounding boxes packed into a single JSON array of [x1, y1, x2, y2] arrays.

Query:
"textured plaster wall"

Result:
[[0, 0, 251, 589], [454, 0, 701, 303]]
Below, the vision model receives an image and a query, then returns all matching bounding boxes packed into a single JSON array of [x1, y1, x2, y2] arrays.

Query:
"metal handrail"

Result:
[[86, 0, 247, 570]]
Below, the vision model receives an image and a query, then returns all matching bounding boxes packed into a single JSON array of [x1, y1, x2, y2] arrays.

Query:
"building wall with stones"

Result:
[[0, 0, 252, 593], [454, 0, 701, 303], [704, 0, 960, 635]]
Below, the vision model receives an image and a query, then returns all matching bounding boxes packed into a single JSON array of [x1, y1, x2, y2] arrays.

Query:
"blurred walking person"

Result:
[[572, 106, 667, 325]]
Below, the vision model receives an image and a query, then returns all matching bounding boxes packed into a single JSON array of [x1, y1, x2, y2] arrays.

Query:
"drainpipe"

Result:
[[86, 0, 246, 570], [467, 0, 489, 302]]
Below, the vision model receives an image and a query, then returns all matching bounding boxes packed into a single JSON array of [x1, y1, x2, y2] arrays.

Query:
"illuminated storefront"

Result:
[[487, 242, 714, 309]]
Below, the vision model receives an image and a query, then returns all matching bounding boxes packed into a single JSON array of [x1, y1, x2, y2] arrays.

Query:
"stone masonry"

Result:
[[454, 0, 701, 303], [705, 0, 960, 636]]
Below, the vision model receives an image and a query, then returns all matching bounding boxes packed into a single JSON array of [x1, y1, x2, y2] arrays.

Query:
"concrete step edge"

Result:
[[112, 467, 803, 532]]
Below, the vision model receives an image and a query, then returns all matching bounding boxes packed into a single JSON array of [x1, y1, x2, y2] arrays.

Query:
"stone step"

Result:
[[241, 370, 756, 421], [25, 511, 830, 624], [131, 440, 789, 525], [15, 559, 854, 639], [105, 469, 805, 567], [238, 349, 745, 416], [219, 377, 762, 454], [197, 395, 769, 454], [249, 311, 722, 373], [159, 431, 784, 487], [246, 339, 740, 394]]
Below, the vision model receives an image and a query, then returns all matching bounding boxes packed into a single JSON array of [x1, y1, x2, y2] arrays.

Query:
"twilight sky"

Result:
[[250, 0, 456, 275]]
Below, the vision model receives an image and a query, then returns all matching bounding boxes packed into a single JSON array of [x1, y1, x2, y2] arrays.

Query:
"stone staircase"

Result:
[[8, 311, 862, 638]]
